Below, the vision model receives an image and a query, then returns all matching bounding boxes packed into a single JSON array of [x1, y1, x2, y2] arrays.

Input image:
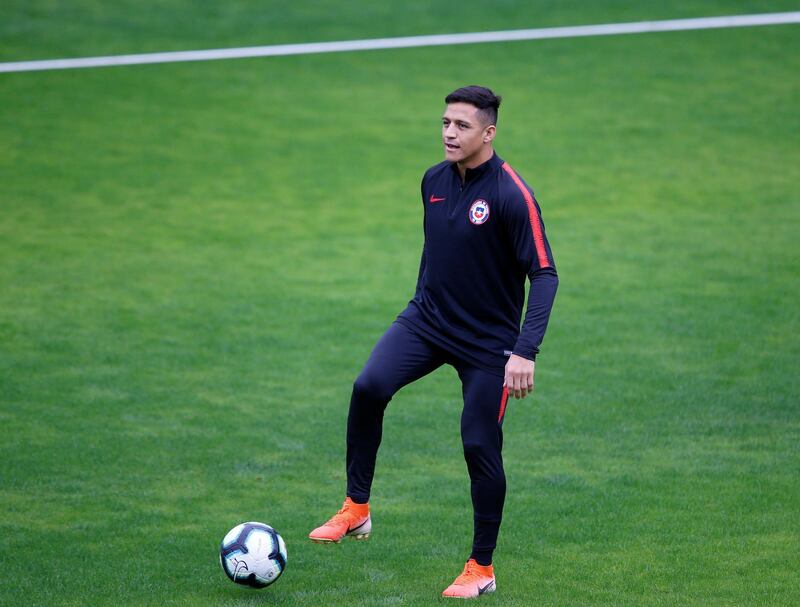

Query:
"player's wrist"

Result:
[[510, 349, 536, 362]]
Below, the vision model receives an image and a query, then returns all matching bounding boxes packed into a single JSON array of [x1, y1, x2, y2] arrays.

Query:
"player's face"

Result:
[[442, 103, 493, 166]]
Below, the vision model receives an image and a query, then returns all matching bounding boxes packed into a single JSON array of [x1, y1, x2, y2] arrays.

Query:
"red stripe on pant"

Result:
[[498, 387, 509, 423]]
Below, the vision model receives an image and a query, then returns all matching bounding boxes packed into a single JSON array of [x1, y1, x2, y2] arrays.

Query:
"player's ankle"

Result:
[[345, 497, 370, 516], [470, 553, 493, 567]]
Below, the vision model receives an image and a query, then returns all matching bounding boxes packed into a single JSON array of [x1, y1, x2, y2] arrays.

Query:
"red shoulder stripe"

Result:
[[501, 162, 550, 269]]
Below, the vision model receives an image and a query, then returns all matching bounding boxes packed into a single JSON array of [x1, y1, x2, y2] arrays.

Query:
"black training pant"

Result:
[[346, 321, 509, 562]]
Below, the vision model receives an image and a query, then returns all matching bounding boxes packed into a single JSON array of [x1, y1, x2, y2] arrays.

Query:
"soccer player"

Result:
[[309, 85, 559, 599]]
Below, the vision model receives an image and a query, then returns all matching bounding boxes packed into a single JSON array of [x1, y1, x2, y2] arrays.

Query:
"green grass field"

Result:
[[1, 2, 799, 605]]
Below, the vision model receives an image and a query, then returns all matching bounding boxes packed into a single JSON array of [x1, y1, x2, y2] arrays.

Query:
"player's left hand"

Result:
[[504, 354, 535, 399]]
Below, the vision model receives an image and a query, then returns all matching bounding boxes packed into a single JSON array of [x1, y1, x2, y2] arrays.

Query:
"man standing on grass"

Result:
[[309, 85, 558, 599]]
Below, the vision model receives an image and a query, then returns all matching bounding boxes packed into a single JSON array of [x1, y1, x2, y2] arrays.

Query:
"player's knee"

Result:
[[461, 439, 487, 463], [352, 371, 393, 404], [462, 440, 504, 478]]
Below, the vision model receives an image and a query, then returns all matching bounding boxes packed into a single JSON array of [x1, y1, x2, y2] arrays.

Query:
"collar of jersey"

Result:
[[450, 152, 504, 183]]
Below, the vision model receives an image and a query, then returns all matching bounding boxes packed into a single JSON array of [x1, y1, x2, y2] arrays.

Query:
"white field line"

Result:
[[1, 11, 799, 74]]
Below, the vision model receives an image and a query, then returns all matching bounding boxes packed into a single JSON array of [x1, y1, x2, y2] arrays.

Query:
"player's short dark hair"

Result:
[[445, 85, 502, 126]]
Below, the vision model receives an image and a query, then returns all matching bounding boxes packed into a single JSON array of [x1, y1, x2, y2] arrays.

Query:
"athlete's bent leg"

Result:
[[311, 323, 444, 543], [456, 364, 507, 567], [346, 322, 445, 503]]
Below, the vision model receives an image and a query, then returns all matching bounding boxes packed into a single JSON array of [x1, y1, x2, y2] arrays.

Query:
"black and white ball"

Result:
[[219, 522, 287, 588]]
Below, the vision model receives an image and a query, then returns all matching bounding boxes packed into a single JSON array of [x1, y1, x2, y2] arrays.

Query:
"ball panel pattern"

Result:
[[220, 522, 286, 588]]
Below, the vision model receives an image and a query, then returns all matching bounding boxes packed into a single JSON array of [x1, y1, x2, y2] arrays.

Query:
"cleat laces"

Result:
[[326, 504, 359, 527], [452, 561, 491, 587]]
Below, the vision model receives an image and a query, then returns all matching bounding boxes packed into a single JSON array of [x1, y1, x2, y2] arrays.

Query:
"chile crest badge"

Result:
[[469, 199, 490, 225]]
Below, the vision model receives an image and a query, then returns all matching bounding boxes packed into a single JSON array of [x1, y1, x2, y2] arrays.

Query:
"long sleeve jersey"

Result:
[[396, 152, 558, 376]]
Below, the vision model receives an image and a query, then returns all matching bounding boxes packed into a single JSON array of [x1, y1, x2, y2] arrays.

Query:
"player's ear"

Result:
[[483, 124, 496, 143]]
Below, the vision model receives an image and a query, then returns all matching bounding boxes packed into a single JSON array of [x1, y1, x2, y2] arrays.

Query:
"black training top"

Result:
[[396, 152, 559, 376]]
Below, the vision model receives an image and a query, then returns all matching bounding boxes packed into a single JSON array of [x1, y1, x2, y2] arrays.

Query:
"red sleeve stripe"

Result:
[[501, 162, 551, 269]]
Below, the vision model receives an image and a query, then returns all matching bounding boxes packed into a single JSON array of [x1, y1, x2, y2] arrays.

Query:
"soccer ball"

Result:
[[219, 522, 287, 588]]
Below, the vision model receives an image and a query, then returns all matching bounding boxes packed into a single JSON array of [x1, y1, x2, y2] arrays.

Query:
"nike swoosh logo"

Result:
[[429, 195, 446, 203], [348, 519, 369, 533], [478, 581, 495, 595]]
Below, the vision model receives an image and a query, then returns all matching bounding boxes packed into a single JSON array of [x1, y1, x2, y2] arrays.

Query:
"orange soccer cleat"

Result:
[[442, 559, 496, 599], [308, 497, 372, 543]]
